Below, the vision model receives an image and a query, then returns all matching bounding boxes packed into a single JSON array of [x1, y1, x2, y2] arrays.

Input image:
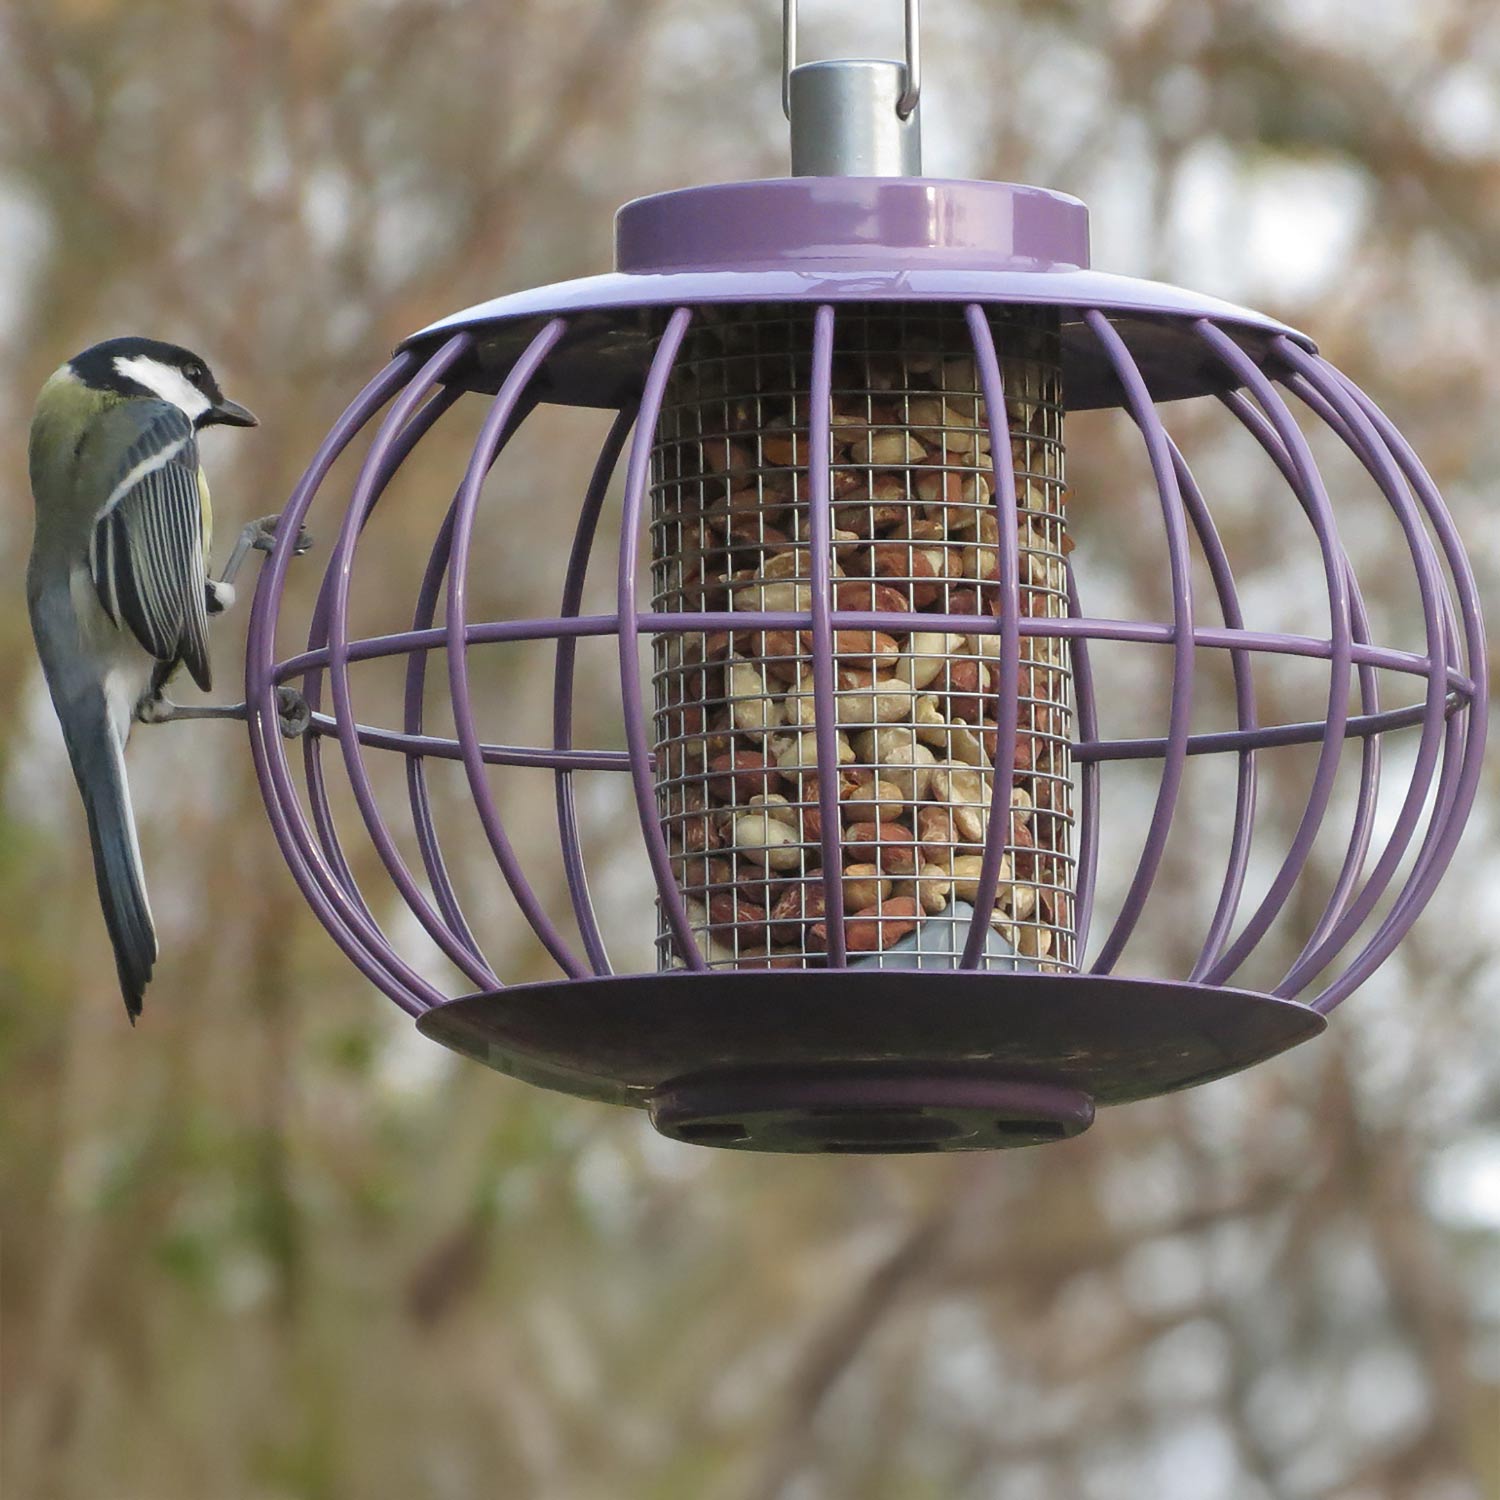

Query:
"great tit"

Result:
[[27, 336, 260, 1021]]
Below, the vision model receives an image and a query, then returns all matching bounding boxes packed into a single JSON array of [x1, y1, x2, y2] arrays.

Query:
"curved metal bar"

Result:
[[1270, 350, 1453, 997], [245, 352, 445, 1014], [1314, 377, 1486, 1012], [1210, 387, 1387, 984], [297, 384, 456, 900], [1193, 321, 1352, 988], [807, 306, 847, 966], [297, 381, 463, 958], [1301, 577, 1382, 969], [962, 305, 1021, 967], [308, 715, 633, 769], [553, 405, 638, 977], [274, 612, 1465, 683], [1314, 608, 1468, 1008], [1083, 310, 1196, 974], [403, 391, 541, 977], [323, 334, 500, 994], [302, 687, 1454, 772], [1166, 440, 1261, 982], [1065, 564, 1100, 956], [406, 506, 483, 958], [445, 318, 584, 977], [616, 308, 705, 970], [1077, 696, 1456, 762]]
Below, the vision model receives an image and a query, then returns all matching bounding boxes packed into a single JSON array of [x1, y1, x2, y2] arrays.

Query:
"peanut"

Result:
[[843, 821, 918, 875], [706, 891, 772, 939], [870, 543, 940, 608], [836, 897, 921, 952], [770, 883, 825, 944], [728, 661, 785, 734], [915, 804, 966, 868], [842, 864, 893, 912], [842, 777, 908, 823], [727, 485, 787, 524], [733, 577, 810, 613], [852, 430, 924, 465], [949, 719, 992, 769], [669, 790, 723, 855], [760, 427, 802, 466], [912, 863, 953, 914], [707, 751, 774, 802], [852, 729, 937, 801], [997, 882, 1038, 923], [702, 438, 755, 476], [998, 921, 1053, 959], [747, 791, 797, 828], [774, 729, 854, 782], [951, 853, 1014, 903], [835, 674, 914, 727], [890, 631, 966, 691], [834, 580, 912, 615], [928, 763, 991, 844], [944, 658, 993, 724], [834, 629, 900, 666], [732, 809, 802, 871]]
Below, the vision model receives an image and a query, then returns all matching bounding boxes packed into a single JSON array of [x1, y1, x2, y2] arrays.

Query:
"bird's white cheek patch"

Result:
[[113, 355, 212, 422]]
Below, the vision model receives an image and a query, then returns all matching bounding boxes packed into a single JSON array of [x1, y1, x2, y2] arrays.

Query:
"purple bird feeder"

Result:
[[245, 3, 1485, 1153]]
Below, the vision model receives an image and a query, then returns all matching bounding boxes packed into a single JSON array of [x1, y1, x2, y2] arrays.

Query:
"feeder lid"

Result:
[[398, 177, 1316, 410]]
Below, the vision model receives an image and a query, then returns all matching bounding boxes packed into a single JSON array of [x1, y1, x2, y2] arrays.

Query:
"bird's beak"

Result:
[[205, 397, 258, 428]]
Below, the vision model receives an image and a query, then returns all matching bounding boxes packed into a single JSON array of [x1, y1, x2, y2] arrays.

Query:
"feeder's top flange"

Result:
[[398, 175, 1315, 411], [614, 177, 1090, 275]]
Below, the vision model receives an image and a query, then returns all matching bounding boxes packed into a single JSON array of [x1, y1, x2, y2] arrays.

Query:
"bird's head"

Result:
[[59, 336, 258, 430]]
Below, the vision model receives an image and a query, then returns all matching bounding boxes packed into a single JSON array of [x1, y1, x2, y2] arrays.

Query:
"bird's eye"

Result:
[[184, 363, 206, 386]]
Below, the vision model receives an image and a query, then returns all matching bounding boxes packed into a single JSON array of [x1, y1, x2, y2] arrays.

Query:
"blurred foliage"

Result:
[[0, 2, 1497, 1498]]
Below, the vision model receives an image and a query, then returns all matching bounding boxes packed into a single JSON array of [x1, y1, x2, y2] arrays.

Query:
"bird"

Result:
[[27, 336, 261, 1022]]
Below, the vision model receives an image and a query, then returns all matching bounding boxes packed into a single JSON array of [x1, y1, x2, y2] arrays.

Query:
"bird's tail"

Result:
[[62, 691, 157, 1020]]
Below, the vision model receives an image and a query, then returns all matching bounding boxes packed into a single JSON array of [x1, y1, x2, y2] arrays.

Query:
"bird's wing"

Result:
[[88, 402, 214, 692]]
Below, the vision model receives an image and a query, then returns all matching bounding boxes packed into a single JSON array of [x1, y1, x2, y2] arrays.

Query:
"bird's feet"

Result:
[[135, 692, 177, 725], [134, 685, 309, 739], [248, 513, 313, 557], [217, 514, 314, 593], [274, 686, 311, 740]]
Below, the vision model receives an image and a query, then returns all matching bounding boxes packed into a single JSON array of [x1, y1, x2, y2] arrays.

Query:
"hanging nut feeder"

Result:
[[246, 4, 1486, 1153]]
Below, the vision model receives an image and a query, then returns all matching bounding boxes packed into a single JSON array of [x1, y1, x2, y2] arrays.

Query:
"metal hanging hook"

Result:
[[782, 0, 921, 120]]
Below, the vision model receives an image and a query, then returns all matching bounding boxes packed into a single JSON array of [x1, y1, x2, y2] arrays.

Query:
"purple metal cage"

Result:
[[245, 178, 1486, 1153]]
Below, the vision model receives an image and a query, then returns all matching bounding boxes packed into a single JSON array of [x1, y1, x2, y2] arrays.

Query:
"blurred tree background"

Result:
[[1, 1, 1496, 1497]]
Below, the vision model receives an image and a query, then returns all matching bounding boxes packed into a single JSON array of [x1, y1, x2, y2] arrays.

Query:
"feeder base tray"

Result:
[[417, 971, 1324, 1152]]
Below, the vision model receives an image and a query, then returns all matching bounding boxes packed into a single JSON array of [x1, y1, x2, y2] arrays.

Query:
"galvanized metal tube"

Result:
[[789, 60, 922, 177]]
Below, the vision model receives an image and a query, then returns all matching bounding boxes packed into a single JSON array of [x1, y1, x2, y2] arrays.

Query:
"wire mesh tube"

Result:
[[649, 305, 1074, 971]]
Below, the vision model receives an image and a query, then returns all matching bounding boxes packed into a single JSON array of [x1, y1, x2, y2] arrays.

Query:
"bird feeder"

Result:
[[245, 3, 1485, 1153]]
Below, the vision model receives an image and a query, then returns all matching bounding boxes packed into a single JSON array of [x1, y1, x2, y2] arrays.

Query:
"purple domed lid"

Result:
[[399, 176, 1314, 410]]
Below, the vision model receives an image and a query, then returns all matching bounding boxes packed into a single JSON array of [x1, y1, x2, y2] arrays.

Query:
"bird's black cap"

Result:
[[68, 336, 257, 428]]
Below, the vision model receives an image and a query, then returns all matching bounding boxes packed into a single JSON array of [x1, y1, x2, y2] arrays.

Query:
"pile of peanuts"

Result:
[[650, 308, 1073, 971]]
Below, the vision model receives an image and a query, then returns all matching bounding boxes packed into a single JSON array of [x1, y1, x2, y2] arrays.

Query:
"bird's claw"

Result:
[[275, 686, 311, 740], [135, 693, 175, 725], [249, 514, 313, 557]]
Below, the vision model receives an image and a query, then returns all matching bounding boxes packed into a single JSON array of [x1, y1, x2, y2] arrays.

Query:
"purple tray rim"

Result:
[[414, 968, 1329, 1113], [397, 265, 1316, 355]]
